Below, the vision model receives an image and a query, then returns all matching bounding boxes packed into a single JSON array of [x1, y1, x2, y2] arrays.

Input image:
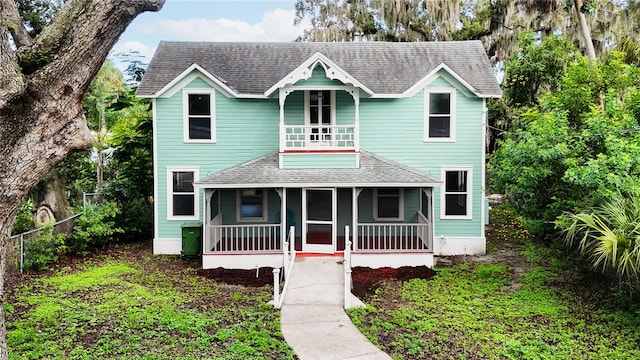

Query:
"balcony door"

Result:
[[306, 90, 334, 147], [303, 188, 336, 253]]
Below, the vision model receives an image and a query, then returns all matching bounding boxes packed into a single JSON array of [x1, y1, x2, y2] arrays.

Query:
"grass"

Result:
[[8, 208, 640, 359], [5, 245, 295, 360], [348, 207, 640, 359]]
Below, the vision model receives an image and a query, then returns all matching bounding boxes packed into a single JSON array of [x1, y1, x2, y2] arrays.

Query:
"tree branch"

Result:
[[0, 0, 26, 105], [1, 0, 32, 48]]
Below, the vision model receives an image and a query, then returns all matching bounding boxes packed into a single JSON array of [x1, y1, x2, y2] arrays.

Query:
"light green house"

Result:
[[137, 41, 501, 269]]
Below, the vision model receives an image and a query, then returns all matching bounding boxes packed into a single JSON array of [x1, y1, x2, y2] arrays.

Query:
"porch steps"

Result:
[[279, 256, 391, 360]]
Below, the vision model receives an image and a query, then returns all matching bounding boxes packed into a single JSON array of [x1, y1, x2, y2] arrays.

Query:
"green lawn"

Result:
[[347, 208, 640, 359], [7, 208, 640, 359], [5, 247, 295, 360]]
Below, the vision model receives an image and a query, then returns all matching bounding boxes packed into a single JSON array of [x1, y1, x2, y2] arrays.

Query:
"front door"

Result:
[[303, 188, 335, 253]]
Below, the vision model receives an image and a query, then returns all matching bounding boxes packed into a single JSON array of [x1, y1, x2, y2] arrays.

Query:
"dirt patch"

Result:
[[351, 266, 436, 300], [196, 267, 274, 287]]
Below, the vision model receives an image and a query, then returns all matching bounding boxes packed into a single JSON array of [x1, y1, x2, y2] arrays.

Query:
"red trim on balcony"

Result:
[[281, 150, 358, 154]]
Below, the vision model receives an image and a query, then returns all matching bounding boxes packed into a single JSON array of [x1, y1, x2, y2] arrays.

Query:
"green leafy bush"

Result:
[[67, 202, 123, 255], [11, 200, 34, 235], [23, 224, 66, 270]]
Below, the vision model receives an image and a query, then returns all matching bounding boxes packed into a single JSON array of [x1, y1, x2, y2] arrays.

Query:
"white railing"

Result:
[[207, 221, 281, 253], [417, 212, 432, 247], [356, 222, 431, 252], [275, 226, 296, 308], [282, 124, 356, 150], [343, 225, 352, 309], [206, 213, 224, 253]]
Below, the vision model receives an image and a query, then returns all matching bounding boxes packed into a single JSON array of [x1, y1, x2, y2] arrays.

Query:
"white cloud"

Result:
[[111, 41, 156, 60], [137, 8, 306, 42]]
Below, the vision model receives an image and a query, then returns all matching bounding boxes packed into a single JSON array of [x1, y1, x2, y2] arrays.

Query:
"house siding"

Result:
[[359, 76, 483, 238], [155, 76, 279, 240], [154, 73, 485, 251]]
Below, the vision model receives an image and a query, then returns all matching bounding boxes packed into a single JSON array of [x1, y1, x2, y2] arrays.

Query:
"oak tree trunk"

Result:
[[0, 1, 165, 358]]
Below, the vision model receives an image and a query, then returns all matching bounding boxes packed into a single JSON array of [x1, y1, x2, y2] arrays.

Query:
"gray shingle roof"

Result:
[[195, 151, 440, 188], [137, 41, 501, 97]]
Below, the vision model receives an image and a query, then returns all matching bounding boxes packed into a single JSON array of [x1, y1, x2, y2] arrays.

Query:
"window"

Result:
[[167, 168, 199, 220], [237, 189, 268, 221], [374, 188, 404, 221], [424, 90, 455, 141], [183, 89, 215, 142], [441, 167, 472, 219], [306, 90, 334, 143]]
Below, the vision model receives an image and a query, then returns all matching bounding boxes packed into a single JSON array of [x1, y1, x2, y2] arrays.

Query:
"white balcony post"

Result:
[[279, 89, 286, 152], [354, 94, 360, 151]]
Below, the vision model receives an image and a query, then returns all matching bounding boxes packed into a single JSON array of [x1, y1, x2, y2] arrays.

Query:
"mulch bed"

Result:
[[351, 266, 436, 299], [197, 267, 275, 287]]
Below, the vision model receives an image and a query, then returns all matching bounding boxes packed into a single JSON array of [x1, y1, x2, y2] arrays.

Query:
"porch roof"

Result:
[[195, 152, 440, 188]]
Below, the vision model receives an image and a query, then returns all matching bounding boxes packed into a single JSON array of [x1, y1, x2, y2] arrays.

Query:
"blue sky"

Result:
[[111, 0, 308, 68]]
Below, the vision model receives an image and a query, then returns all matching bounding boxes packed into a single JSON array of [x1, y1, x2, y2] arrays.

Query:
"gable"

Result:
[[293, 66, 346, 88]]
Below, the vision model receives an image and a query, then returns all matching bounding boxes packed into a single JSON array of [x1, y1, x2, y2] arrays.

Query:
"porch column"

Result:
[[204, 190, 213, 254], [281, 187, 287, 247], [352, 188, 362, 251]]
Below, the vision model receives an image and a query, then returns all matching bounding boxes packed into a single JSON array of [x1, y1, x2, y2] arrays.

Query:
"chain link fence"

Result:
[[6, 192, 101, 274]]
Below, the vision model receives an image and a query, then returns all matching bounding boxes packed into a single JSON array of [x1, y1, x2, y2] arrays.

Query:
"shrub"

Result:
[[23, 224, 66, 271], [12, 200, 34, 235], [67, 202, 123, 255]]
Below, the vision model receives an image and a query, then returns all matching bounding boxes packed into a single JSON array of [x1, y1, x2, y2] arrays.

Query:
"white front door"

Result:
[[302, 188, 336, 253]]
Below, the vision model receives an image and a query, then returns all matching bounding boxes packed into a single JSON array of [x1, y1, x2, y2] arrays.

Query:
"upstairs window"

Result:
[[237, 189, 268, 222], [183, 89, 215, 142], [424, 90, 455, 141], [374, 188, 404, 221], [305, 90, 334, 144], [441, 167, 472, 219], [167, 168, 199, 220]]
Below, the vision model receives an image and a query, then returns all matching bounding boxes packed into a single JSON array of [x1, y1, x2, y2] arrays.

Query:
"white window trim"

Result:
[[424, 89, 456, 142], [440, 166, 472, 220], [236, 189, 269, 222], [183, 88, 216, 143], [166, 166, 200, 221], [373, 188, 404, 221], [304, 90, 336, 126]]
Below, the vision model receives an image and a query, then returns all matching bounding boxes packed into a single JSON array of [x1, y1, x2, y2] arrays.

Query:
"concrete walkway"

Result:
[[280, 256, 392, 360]]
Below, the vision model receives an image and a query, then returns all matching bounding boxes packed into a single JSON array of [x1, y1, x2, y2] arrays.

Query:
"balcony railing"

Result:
[[281, 124, 356, 151]]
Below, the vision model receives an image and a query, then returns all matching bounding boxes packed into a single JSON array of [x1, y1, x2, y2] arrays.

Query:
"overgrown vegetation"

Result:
[[348, 208, 640, 359], [5, 244, 295, 359]]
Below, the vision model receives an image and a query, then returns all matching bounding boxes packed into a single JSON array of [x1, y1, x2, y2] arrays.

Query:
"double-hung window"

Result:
[[374, 188, 404, 221], [441, 167, 472, 219], [237, 189, 268, 222], [183, 89, 215, 142], [424, 90, 455, 141], [167, 168, 199, 220]]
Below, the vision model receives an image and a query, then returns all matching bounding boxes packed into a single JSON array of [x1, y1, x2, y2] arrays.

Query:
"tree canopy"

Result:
[[0, 0, 165, 357]]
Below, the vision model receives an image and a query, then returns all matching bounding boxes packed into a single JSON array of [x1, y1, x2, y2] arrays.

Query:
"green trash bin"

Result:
[[181, 222, 202, 258]]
